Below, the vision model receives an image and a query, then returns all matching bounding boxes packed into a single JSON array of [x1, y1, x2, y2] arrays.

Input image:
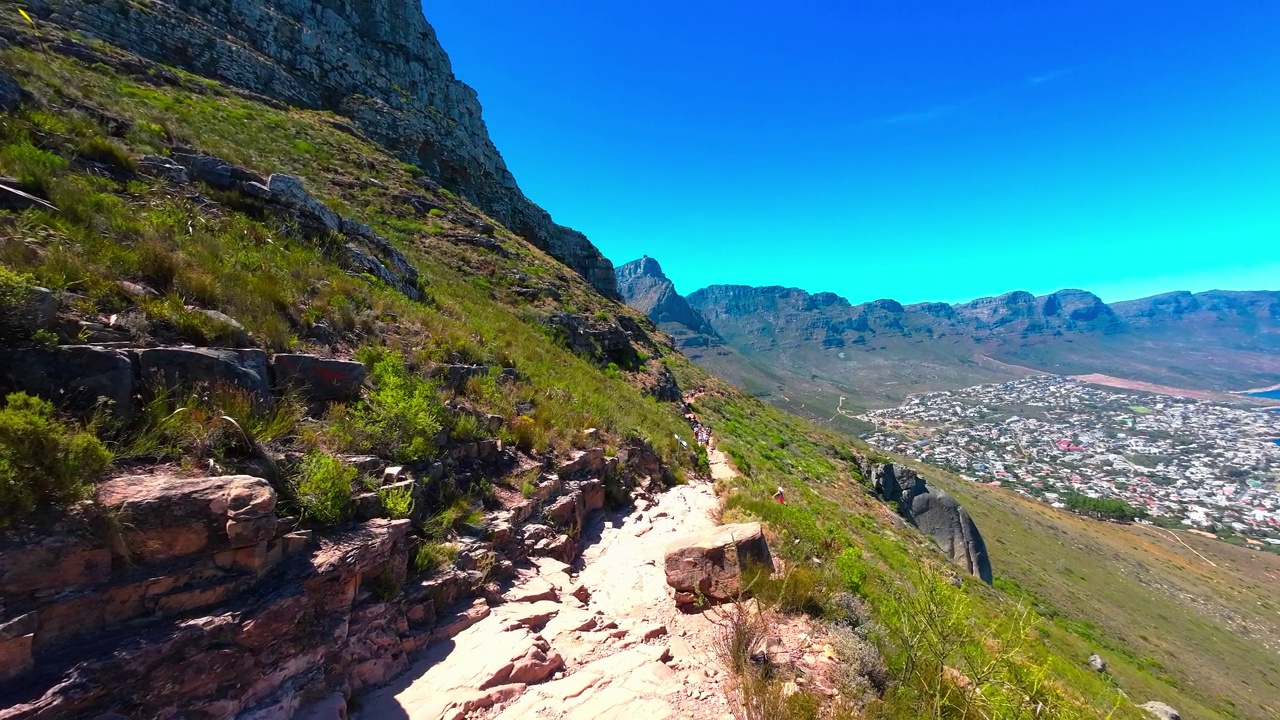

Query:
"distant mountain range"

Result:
[[616, 257, 1280, 419]]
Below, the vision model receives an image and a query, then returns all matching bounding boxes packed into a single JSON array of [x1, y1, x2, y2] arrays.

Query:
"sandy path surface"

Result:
[[358, 470, 736, 720]]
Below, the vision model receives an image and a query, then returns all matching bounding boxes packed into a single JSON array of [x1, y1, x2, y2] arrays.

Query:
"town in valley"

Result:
[[860, 376, 1280, 545]]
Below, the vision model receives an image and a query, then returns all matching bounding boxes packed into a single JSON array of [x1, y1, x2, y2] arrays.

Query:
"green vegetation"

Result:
[[378, 482, 415, 520], [294, 451, 354, 525], [0, 265, 40, 341], [412, 540, 458, 573], [0, 392, 111, 525], [925, 460, 1280, 720], [683, 377, 1142, 720], [1061, 492, 1145, 522]]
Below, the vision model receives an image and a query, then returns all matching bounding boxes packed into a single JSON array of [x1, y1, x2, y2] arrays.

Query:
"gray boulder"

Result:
[[0, 346, 135, 415], [272, 354, 365, 402], [136, 347, 271, 399], [1089, 654, 1107, 672], [171, 152, 266, 190], [266, 174, 342, 233], [0, 70, 29, 112], [138, 155, 190, 185], [872, 462, 993, 584], [1140, 701, 1180, 720], [905, 487, 993, 584]]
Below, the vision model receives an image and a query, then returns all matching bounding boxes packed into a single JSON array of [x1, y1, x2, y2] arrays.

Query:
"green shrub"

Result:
[[427, 208, 444, 217], [450, 412, 484, 442], [295, 451, 354, 525], [379, 482, 415, 520], [413, 541, 458, 573], [0, 266, 39, 341], [0, 393, 112, 525], [342, 350, 443, 462]]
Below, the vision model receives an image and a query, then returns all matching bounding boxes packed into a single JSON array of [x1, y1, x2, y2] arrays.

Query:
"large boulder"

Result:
[[96, 473, 278, 559], [136, 347, 271, 399], [905, 488, 993, 584], [0, 345, 135, 414], [872, 463, 993, 584], [1140, 701, 1181, 720], [664, 522, 772, 606], [272, 354, 365, 402]]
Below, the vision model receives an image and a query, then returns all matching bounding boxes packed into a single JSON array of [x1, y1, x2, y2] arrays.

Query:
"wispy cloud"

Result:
[[865, 103, 961, 126], [1027, 64, 1089, 86]]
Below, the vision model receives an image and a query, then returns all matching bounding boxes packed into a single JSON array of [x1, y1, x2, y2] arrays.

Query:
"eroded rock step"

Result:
[[358, 481, 735, 720]]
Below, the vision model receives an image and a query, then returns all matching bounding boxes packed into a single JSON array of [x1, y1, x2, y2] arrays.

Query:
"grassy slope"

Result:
[[919, 461, 1280, 720]]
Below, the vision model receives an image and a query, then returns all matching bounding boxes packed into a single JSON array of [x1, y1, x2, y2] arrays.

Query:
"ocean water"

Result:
[[1248, 388, 1280, 400]]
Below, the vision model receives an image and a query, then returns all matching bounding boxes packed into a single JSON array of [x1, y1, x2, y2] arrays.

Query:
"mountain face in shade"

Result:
[[615, 257, 721, 347], [681, 282, 1280, 415]]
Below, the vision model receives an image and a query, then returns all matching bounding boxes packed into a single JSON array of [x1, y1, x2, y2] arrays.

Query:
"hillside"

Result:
[[0, 3, 1265, 720], [681, 283, 1280, 415]]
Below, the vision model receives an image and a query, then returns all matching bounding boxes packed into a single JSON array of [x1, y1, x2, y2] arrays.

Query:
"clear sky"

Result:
[[424, 1, 1280, 305]]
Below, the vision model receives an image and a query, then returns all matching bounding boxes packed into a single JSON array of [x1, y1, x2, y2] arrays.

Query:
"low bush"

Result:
[[338, 350, 443, 462], [413, 541, 458, 573], [379, 482, 415, 520], [0, 266, 39, 341], [294, 451, 354, 525], [0, 392, 112, 525]]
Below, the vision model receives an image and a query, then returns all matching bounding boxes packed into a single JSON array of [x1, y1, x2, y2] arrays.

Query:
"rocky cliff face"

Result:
[[29, 0, 618, 297], [614, 257, 720, 347]]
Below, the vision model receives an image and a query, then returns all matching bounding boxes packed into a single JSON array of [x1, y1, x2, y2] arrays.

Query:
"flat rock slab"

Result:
[[494, 647, 682, 720], [360, 620, 562, 720], [272, 354, 365, 402]]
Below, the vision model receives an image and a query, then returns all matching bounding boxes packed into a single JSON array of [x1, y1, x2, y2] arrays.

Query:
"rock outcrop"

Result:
[[869, 463, 993, 584], [663, 522, 773, 605], [29, 0, 618, 297], [1140, 701, 1181, 720], [615, 257, 720, 346]]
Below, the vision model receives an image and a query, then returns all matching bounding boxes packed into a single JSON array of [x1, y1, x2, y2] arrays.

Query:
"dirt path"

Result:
[[358, 468, 737, 720]]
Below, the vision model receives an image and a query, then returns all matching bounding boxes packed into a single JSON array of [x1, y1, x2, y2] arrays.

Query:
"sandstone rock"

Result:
[[1089, 654, 1107, 672], [582, 479, 606, 511], [0, 535, 112, 596], [545, 490, 585, 530], [191, 308, 252, 346], [0, 70, 29, 111], [31, 287, 59, 328], [96, 473, 277, 557], [1140, 701, 1181, 720], [136, 347, 271, 399], [664, 522, 772, 605], [0, 345, 135, 414]]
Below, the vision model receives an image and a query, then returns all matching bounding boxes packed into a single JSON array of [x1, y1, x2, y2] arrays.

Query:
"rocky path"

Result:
[[358, 468, 738, 720]]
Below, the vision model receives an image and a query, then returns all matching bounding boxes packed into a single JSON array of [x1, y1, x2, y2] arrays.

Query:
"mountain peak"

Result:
[[615, 257, 719, 343]]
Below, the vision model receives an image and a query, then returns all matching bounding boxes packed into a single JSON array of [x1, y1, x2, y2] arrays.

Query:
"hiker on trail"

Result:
[[772, 487, 786, 504]]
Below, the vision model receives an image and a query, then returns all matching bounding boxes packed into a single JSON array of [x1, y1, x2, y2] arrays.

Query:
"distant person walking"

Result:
[[772, 487, 786, 504]]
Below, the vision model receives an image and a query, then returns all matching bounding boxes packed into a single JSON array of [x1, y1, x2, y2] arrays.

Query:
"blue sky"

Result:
[[424, 1, 1280, 304]]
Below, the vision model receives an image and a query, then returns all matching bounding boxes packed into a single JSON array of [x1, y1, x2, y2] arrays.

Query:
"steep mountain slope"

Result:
[[683, 283, 1280, 415], [614, 256, 720, 347], [24, 0, 618, 297]]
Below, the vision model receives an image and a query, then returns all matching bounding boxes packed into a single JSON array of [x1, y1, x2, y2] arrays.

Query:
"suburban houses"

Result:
[[860, 376, 1280, 543]]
